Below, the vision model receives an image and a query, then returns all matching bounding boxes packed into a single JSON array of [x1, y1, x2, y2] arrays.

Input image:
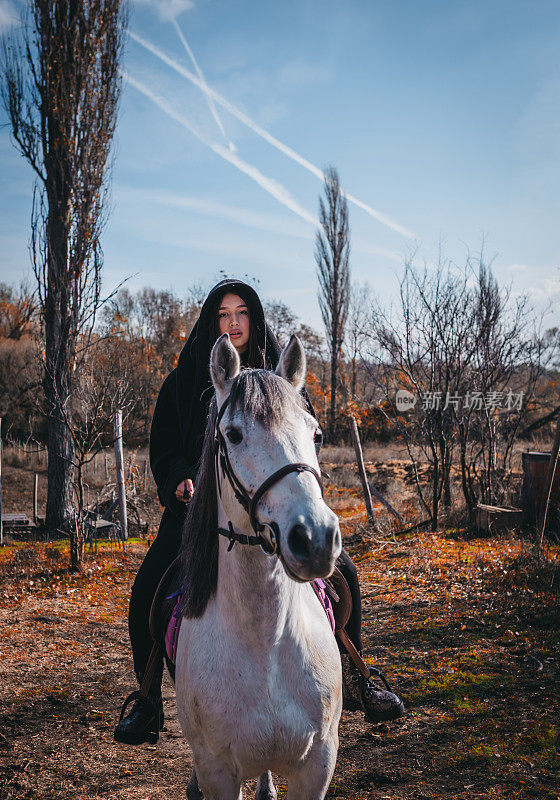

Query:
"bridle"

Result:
[[214, 395, 323, 560]]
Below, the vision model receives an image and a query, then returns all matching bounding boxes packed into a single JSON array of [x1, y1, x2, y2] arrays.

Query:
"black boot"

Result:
[[341, 654, 405, 723], [114, 668, 164, 745]]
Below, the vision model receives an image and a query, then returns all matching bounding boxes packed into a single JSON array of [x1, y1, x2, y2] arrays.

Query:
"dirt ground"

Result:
[[0, 459, 559, 800]]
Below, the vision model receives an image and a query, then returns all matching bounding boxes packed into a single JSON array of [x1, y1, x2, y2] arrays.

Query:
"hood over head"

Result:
[[175, 279, 282, 450]]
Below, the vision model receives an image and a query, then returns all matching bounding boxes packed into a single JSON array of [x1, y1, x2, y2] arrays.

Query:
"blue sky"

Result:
[[1, 0, 559, 330]]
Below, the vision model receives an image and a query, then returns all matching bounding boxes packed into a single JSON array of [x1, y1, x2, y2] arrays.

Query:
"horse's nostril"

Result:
[[334, 527, 341, 551], [287, 523, 311, 560], [325, 524, 338, 550]]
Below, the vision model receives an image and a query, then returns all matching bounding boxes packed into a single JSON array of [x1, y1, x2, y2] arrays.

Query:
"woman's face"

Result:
[[217, 293, 250, 353]]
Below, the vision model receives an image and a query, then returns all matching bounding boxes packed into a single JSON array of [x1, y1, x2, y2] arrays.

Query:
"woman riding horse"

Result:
[[114, 279, 403, 746]]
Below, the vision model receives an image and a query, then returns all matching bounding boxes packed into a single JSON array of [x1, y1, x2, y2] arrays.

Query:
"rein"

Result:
[[214, 395, 323, 558]]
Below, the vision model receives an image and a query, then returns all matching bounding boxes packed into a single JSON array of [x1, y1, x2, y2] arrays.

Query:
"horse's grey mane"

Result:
[[229, 369, 305, 429], [179, 368, 304, 618]]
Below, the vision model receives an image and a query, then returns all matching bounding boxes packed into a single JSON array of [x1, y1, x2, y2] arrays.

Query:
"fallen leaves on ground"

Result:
[[0, 502, 558, 798]]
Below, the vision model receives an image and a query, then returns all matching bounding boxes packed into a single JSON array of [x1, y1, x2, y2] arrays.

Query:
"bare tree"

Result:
[[263, 300, 300, 348], [367, 250, 551, 528], [263, 300, 325, 367], [66, 336, 135, 569], [0, 282, 38, 340], [315, 166, 350, 440], [1, 0, 128, 532], [368, 256, 468, 526], [345, 282, 372, 399], [456, 262, 547, 519]]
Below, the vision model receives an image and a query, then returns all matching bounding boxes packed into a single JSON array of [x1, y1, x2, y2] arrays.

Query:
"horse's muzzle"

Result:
[[283, 517, 341, 581]]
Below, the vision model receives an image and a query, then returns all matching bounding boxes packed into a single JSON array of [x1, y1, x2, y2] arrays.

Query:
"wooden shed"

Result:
[[1, 513, 37, 538], [521, 451, 560, 526], [476, 504, 523, 534]]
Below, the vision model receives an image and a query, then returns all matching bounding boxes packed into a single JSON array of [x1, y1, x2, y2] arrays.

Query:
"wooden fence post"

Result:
[[113, 410, 128, 541], [368, 481, 404, 523], [33, 473, 38, 525], [350, 417, 376, 524], [0, 418, 3, 547]]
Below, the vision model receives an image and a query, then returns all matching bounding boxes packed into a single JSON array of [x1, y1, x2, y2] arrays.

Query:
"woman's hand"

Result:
[[175, 478, 195, 503]]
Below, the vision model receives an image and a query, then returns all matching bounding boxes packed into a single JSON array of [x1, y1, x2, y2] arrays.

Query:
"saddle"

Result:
[[135, 559, 371, 704], [149, 557, 184, 651], [118, 559, 380, 728]]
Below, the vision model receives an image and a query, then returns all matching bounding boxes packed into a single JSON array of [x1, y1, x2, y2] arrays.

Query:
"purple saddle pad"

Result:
[[164, 579, 336, 665], [311, 578, 336, 633], [164, 591, 183, 664]]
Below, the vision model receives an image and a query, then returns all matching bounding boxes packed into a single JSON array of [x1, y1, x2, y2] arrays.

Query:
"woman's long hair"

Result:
[[179, 369, 305, 619], [179, 398, 219, 618], [178, 285, 285, 617]]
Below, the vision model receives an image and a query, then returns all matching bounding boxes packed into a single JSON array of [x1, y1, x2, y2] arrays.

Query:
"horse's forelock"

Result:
[[228, 369, 305, 430]]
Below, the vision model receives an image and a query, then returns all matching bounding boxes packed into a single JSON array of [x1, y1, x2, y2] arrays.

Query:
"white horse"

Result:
[[175, 333, 343, 800]]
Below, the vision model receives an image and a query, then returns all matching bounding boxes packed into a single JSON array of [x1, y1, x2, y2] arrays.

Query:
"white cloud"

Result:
[[0, 1, 19, 33], [116, 186, 313, 239], [129, 30, 416, 239], [133, 0, 194, 22], [121, 71, 317, 225], [354, 241, 403, 263], [525, 277, 560, 302], [512, 277, 560, 327], [112, 214, 305, 270], [506, 263, 531, 272], [275, 58, 332, 90], [172, 18, 236, 152]]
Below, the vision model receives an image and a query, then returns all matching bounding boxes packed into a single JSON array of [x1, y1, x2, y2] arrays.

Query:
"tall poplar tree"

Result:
[[1, 0, 128, 534], [315, 166, 351, 440]]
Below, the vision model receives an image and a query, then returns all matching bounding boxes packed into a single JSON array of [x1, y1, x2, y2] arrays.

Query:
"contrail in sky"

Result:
[[129, 30, 415, 239], [122, 71, 317, 225], [171, 17, 236, 153]]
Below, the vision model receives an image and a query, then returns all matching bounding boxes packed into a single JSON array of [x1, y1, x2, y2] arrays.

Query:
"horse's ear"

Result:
[[210, 333, 241, 402], [275, 334, 306, 392]]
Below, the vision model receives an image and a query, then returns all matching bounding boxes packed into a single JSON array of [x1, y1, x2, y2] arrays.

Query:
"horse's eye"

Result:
[[226, 428, 243, 444], [314, 428, 323, 445]]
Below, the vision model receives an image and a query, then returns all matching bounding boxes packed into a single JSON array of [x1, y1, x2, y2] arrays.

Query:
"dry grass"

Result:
[[1, 444, 559, 798]]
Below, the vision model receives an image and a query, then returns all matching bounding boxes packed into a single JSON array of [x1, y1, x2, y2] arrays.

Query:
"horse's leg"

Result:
[[285, 732, 338, 800], [187, 768, 203, 800], [255, 771, 277, 800], [193, 754, 243, 800]]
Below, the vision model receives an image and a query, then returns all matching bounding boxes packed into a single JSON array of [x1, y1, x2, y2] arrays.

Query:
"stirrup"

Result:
[[368, 666, 394, 692], [118, 689, 161, 723], [115, 689, 164, 745]]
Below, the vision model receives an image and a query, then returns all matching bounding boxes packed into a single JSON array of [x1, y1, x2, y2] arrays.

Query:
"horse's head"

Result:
[[210, 332, 342, 582]]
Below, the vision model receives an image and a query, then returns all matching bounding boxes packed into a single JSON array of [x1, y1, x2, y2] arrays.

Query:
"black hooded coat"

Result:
[[129, 280, 361, 679], [149, 279, 284, 516]]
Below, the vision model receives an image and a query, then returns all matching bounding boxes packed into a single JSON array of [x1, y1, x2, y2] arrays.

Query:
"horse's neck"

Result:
[[215, 496, 304, 647]]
